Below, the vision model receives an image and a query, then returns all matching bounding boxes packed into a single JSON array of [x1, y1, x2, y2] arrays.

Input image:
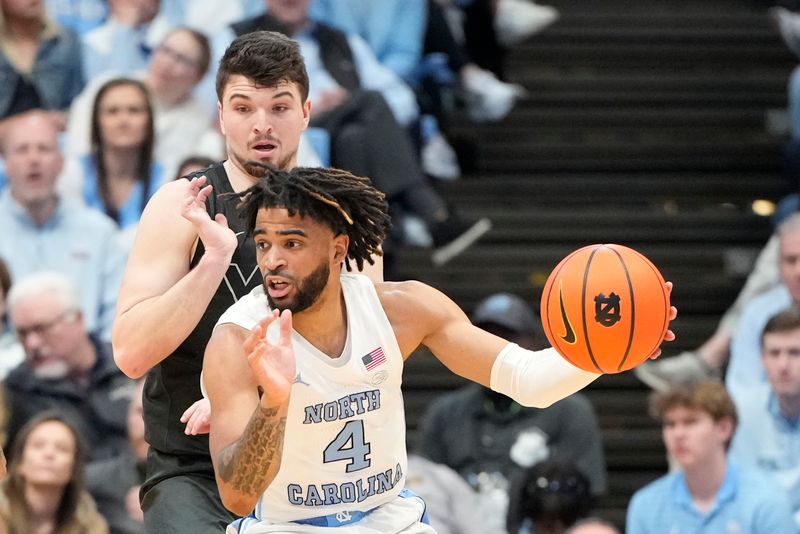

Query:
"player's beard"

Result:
[[265, 260, 330, 314], [232, 144, 296, 175]]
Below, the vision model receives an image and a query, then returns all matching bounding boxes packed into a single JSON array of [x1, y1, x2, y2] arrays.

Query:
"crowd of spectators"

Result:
[[7, 1, 797, 533], [0, 0, 561, 531]]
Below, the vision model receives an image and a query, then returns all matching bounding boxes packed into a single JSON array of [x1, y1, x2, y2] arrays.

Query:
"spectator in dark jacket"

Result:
[[3, 271, 133, 461]]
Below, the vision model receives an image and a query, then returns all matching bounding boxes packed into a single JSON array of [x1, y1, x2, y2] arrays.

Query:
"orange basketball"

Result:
[[540, 244, 670, 374]]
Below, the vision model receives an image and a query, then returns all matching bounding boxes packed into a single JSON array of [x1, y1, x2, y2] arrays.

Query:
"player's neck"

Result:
[[223, 157, 298, 193], [291, 285, 348, 359], [223, 159, 255, 192]]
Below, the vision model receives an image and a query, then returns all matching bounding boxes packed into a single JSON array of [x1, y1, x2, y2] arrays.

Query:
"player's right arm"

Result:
[[205, 310, 295, 516], [112, 176, 237, 378]]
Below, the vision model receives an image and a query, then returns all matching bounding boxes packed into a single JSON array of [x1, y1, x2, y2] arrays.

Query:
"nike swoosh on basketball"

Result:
[[559, 282, 577, 344]]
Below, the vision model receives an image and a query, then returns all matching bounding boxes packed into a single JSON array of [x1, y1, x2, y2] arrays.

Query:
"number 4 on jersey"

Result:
[[323, 420, 371, 473]]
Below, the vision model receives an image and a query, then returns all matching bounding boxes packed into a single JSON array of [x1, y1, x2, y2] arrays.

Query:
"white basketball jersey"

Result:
[[216, 274, 407, 523]]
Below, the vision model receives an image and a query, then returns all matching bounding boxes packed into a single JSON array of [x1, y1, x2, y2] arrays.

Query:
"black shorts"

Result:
[[141, 449, 237, 533]]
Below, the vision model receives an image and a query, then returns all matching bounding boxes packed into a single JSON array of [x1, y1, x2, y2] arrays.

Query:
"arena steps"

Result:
[[436, 172, 788, 206], [396, 0, 793, 529]]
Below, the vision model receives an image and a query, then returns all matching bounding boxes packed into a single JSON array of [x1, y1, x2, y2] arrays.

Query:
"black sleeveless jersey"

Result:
[[142, 162, 260, 467]]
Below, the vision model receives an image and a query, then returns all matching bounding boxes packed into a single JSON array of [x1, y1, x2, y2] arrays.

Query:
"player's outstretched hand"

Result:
[[181, 175, 238, 260], [650, 281, 677, 360], [181, 397, 211, 435], [244, 309, 296, 405]]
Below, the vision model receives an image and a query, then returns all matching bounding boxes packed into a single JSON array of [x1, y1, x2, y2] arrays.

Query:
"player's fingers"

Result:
[[192, 417, 211, 435], [669, 305, 677, 321], [243, 311, 279, 353], [181, 192, 196, 214], [278, 309, 293, 346], [179, 403, 196, 423], [246, 341, 267, 367], [197, 184, 213, 203], [189, 175, 207, 191], [188, 410, 210, 435]]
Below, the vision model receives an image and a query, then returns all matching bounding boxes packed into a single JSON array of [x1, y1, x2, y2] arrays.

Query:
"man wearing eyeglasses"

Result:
[[2, 272, 133, 461]]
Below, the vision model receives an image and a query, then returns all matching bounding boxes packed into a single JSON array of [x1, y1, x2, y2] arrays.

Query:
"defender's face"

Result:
[[762, 327, 800, 401], [662, 406, 731, 470], [218, 75, 310, 175], [253, 208, 345, 314]]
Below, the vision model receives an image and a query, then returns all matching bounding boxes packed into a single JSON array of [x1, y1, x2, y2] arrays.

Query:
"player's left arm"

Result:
[[381, 281, 675, 408], [204, 315, 292, 516]]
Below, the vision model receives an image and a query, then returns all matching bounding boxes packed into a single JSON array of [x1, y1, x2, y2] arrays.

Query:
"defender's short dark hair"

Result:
[[235, 165, 391, 272], [216, 31, 309, 102]]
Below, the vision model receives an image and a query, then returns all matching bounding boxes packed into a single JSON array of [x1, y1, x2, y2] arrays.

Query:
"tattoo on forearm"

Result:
[[218, 405, 287, 497]]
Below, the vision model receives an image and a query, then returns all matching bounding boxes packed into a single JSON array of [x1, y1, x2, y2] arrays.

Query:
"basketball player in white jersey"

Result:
[[203, 166, 677, 533], [112, 31, 383, 532]]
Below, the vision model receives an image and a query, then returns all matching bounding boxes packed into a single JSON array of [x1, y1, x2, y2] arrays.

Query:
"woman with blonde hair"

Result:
[[0, 412, 107, 534]]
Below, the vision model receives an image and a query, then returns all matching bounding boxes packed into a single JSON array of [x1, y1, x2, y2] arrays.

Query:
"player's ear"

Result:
[[302, 99, 311, 128], [332, 234, 348, 264], [217, 101, 226, 135]]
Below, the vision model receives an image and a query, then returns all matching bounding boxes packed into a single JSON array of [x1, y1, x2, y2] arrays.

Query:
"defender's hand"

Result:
[[181, 176, 238, 260]]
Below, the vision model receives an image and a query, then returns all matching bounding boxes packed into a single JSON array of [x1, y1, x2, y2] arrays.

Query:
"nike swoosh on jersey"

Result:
[[559, 282, 577, 344]]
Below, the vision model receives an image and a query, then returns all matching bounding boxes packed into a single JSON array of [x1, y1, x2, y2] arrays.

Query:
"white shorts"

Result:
[[227, 493, 436, 534]]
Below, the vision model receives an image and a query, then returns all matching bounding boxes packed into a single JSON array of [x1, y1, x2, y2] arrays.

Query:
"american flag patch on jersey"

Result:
[[361, 347, 386, 371]]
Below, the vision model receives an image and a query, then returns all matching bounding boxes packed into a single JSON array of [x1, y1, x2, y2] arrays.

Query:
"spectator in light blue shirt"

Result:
[[727, 213, 800, 406], [309, 0, 425, 84], [81, 0, 181, 80], [0, 110, 125, 341], [68, 78, 164, 230], [731, 307, 800, 528], [626, 380, 796, 534]]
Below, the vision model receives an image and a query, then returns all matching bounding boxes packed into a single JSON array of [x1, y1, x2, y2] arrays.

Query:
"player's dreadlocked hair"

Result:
[[235, 164, 391, 272]]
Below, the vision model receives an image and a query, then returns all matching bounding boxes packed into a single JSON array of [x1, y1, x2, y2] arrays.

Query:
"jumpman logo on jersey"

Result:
[[293, 372, 310, 386]]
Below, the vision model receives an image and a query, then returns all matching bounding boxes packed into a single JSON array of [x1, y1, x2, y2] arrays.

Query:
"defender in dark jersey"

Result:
[[112, 32, 324, 532]]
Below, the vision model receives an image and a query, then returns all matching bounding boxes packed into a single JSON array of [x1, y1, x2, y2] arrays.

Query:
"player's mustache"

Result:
[[249, 135, 278, 147], [263, 269, 294, 281]]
